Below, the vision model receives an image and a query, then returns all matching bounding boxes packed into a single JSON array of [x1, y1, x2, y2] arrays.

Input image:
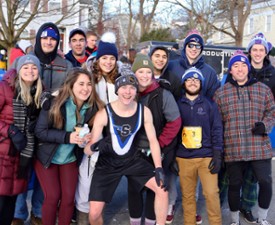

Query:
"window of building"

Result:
[[249, 18, 254, 34], [266, 15, 272, 32], [48, 0, 61, 11]]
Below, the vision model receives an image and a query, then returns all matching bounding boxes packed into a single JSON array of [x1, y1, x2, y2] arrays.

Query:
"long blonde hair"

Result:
[[49, 68, 105, 129], [15, 73, 43, 108]]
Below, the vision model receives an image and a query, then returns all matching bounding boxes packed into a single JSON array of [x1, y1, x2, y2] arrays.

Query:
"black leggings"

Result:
[[0, 195, 17, 225], [226, 159, 272, 211], [128, 180, 156, 220]]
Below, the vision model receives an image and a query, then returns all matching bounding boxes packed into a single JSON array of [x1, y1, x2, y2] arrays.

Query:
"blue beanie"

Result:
[[96, 32, 118, 60], [228, 50, 251, 72], [183, 29, 204, 52], [181, 67, 204, 84], [41, 27, 58, 40], [247, 32, 269, 53], [16, 54, 41, 72]]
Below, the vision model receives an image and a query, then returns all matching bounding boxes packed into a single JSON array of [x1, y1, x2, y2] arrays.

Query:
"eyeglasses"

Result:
[[185, 78, 200, 83], [187, 43, 202, 49]]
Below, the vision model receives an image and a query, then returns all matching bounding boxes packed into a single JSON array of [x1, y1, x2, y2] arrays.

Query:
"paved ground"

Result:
[[25, 158, 275, 225]]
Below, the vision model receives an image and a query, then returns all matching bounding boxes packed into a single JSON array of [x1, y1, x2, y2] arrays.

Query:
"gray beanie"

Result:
[[115, 74, 139, 94], [16, 54, 41, 72]]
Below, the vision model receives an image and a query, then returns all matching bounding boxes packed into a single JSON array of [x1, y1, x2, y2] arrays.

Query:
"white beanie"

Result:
[[18, 40, 32, 54]]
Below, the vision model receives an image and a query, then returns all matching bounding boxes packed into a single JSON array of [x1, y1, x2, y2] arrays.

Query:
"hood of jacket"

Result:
[[149, 46, 170, 77], [34, 22, 60, 64]]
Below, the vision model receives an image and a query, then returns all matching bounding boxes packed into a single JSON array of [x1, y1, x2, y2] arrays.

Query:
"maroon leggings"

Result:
[[34, 160, 78, 225]]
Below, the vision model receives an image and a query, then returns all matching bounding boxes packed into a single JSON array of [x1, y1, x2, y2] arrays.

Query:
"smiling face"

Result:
[[184, 77, 201, 96], [185, 42, 202, 64], [40, 37, 57, 54], [134, 68, 153, 92], [19, 63, 39, 86], [250, 44, 267, 68], [98, 55, 116, 74], [72, 73, 92, 107], [117, 84, 137, 105], [230, 61, 249, 85], [151, 49, 168, 74], [69, 34, 87, 57]]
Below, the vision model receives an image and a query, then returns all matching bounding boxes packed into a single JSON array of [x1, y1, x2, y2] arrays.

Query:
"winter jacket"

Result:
[[177, 95, 223, 159], [34, 22, 73, 92], [167, 52, 220, 100], [250, 57, 275, 97], [35, 99, 98, 168], [9, 47, 25, 67], [214, 76, 275, 162], [65, 50, 89, 67], [0, 69, 28, 195], [149, 46, 183, 100], [135, 79, 181, 172]]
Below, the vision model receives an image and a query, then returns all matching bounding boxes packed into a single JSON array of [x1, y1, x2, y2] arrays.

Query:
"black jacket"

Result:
[[35, 100, 98, 168]]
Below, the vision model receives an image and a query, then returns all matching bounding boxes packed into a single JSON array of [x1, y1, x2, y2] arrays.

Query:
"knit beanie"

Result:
[[17, 40, 32, 54], [96, 32, 118, 60], [183, 29, 204, 52], [132, 53, 154, 73], [181, 67, 204, 84], [115, 74, 138, 94], [41, 27, 59, 40], [247, 32, 269, 53], [228, 50, 251, 72], [16, 54, 41, 72]]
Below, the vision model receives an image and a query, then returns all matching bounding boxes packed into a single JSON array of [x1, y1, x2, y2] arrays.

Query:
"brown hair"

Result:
[[49, 68, 104, 129], [92, 60, 118, 84]]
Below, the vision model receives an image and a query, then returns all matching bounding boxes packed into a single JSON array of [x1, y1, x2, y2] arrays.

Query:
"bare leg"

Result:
[[145, 177, 168, 225], [89, 201, 105, 225]]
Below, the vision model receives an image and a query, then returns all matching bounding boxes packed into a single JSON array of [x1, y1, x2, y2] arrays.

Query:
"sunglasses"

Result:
[[187, 43, 202, 49]]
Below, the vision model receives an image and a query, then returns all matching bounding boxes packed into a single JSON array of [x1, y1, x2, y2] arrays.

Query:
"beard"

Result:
[[184, 83, 202, 96]]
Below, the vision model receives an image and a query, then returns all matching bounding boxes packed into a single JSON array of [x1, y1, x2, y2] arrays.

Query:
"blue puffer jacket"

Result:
[[176, 95, 223, 158], [167, 53, 220, 99]]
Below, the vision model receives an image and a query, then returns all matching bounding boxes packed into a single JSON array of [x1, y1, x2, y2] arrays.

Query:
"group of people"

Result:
[[0, 20, 274, 225]]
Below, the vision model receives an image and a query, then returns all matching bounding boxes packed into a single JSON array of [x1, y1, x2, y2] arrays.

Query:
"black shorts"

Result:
[[89, 156, 155, 203]]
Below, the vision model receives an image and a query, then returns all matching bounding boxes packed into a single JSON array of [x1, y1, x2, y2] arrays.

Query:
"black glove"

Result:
[[155, 167, 167, 191], [17, 155, 32, 180], [8, 124, 27, 152], [28, 119, 37, 133], [90, 138, 109, 152], [208, 150, 222, 174], [252, 122, 265, 135], [40, 91, 52, 111]]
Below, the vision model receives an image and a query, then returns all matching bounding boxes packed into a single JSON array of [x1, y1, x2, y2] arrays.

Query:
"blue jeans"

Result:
[[14, 171, 44, 220]]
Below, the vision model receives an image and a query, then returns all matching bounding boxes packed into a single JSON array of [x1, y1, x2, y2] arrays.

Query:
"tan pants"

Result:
[[176, 157, 222, 225]]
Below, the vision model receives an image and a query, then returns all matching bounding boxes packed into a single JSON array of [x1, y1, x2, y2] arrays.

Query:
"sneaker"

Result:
[[166, 204, 175, 224], [11, 218, 24, 225], [257, 219, 272, 225], [196, 214, 202, 225], [30, 212, 42, 225], [240, 209, 257, 223]]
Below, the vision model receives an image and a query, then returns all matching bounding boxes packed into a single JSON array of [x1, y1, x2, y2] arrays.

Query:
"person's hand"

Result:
[[155, 167, 167, 191], [208, 150, 222, 174], [252, 122, 265, 135], [84, 142, 93, 156], [83, 133, 92, 143], [69, 131, 82, 144]]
